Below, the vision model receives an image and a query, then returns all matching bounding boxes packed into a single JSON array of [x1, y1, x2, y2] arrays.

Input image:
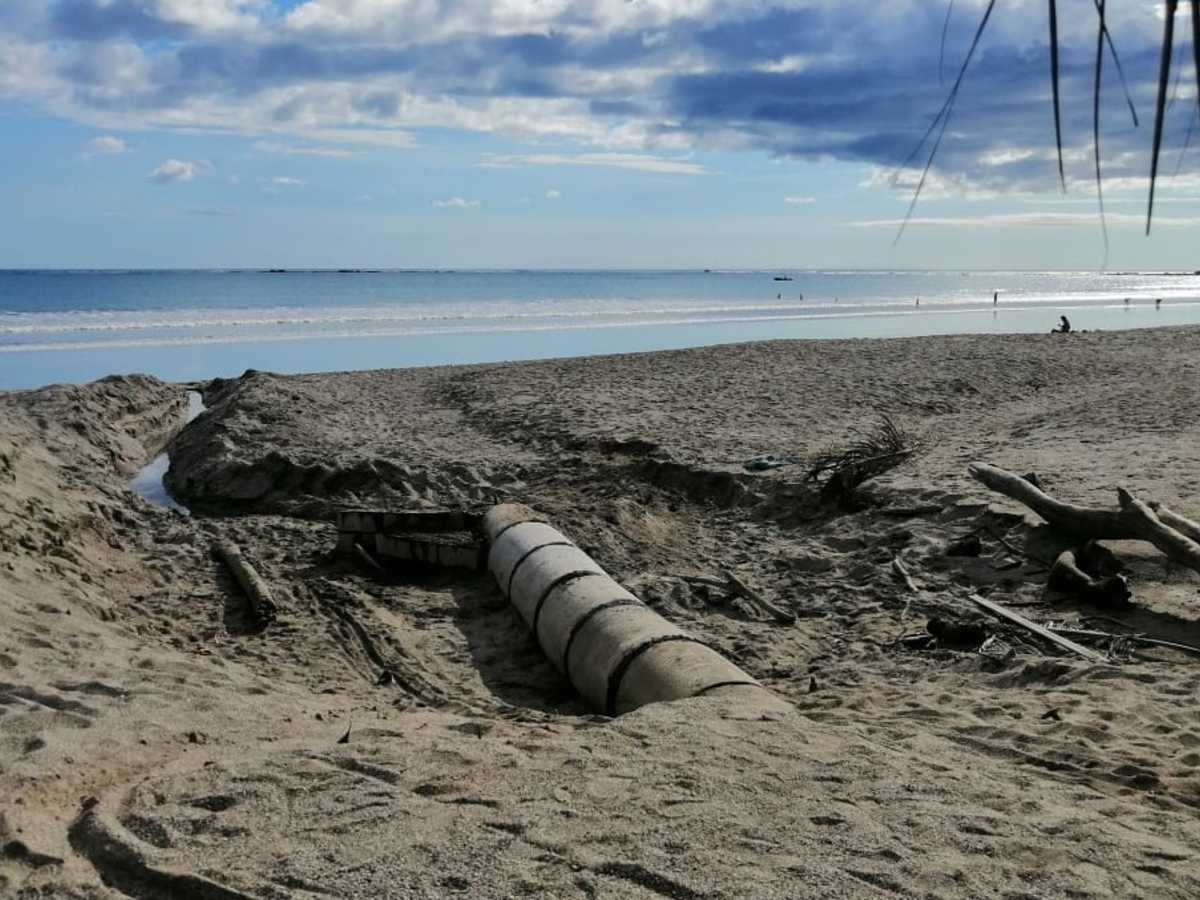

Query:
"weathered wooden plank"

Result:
[[968, 593, 1105, 663]]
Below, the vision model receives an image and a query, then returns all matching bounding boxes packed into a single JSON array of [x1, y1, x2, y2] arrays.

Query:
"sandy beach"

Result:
[[4, 326, 1200, 898]]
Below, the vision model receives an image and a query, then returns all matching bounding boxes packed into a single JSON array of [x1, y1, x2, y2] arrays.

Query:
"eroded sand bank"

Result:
[[3, 328, 1200, 898]]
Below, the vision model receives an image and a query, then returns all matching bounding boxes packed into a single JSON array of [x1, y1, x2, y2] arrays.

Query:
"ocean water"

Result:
[[2, 268, 1199, 390]]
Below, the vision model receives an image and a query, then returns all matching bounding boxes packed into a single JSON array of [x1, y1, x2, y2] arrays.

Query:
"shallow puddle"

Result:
[[129, 390, 205, 514]]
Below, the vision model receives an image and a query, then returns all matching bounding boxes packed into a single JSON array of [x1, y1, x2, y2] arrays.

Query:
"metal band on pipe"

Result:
[[604, 634, 709, 717], [504, 541, 573, 600], [560, 597, 643, 682], [530, 570, 606, 640]]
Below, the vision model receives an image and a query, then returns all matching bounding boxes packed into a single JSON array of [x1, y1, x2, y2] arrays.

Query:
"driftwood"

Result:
[[945, 533, 983, 557], [982, 525, 1051, 570], [1047, 544, 1131, 608], [722, 571, 797, 625], [677, 572, 796, 625], [968, 593, 1106, 662], [1047, 626, 1200, 659], [1115, 489, 1200, 573], [213, 541, 278, 627], [353, 540, 385, 575], [968, 463, 1200, 575], [891, 556, 920, 593], [968, 463, 1126, 537], [1149, 502, 1200, 544], [926, 617, 988, 647]]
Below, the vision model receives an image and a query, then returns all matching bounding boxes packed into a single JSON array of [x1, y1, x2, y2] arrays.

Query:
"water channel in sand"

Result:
[[128, 390, 205, 513]]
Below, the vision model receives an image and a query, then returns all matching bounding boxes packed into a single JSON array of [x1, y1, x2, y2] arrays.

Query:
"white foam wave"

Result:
[[3, 288, 1198, 340], [7, 301, 1195, 354]]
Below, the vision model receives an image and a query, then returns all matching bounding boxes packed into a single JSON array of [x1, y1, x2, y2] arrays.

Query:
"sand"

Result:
[[3, 327, 1200, 898]]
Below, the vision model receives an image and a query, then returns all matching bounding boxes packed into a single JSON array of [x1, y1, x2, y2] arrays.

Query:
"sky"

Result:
[[0, 0, 1199, 269]]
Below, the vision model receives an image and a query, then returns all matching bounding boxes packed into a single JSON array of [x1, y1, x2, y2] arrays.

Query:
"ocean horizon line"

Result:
[[4, 266, 1200, 276]]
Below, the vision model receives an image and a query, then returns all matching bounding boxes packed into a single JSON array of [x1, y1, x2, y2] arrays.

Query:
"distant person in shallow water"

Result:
[[1052, 315, 1071, 334], [1156, 297, 1163, 308], [993, 291, 999, 304]]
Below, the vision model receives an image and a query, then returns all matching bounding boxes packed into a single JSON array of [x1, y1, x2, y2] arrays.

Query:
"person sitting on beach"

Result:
[[1051, 315, 1071, 334]]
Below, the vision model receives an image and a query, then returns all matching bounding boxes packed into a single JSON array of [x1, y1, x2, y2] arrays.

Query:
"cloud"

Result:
[[47, 0, 261, 40], [545, 188, 561, 200], [185, 207, 235, 216], [847, 212, 1200, 229], [155, 0, 263, 33], [270, 175, 306, 186], [479, 152, 706, 175], [253, 140, 356, 158], [1, 1, 1194, 198], [87, 135, 127, 155], [281, 0, 725, 41], [784, 195, 814, 204], [432, 196, 481, 208], [147, 158, 207, 183], [298, 128, 416, 149]]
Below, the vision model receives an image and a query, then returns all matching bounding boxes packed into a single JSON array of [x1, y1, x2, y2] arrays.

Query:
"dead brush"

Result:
[[806, 415, 922, 506]]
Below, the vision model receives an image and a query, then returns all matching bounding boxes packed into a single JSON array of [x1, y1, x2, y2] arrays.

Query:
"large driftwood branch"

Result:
[[213, 541, 278, 627], [1149, 502, 1200, 545], [968, 463, 1200, 575], [968, 463, 1126, 538], [1116, 489, 1200, 573]]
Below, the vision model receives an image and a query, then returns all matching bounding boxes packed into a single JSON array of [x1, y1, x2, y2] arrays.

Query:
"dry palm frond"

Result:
[[1148, 0, 1199, 233], [1176, 105, 1199, 176], [1094, 0, 1109, 263], [806, 416, 921, 504], [894, 0, 997, 244], [907, 1, 1200, 242], [1090, 0, 1140, 129], [1050, 0, 1064, 190], [939, 0, 956, 85]]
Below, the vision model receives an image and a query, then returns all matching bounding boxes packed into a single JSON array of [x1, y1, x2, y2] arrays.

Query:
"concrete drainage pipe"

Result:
[[484, 504, 785, 716]]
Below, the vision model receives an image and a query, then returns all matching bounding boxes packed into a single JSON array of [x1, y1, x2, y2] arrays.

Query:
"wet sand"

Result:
[[3, 327, 1200, 897]]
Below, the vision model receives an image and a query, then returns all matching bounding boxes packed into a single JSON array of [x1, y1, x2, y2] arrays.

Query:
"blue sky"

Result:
[[1, 0, 1198, 269]]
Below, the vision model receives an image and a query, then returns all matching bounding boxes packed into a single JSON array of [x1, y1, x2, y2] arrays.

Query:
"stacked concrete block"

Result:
[[336, 508, 485, 571]]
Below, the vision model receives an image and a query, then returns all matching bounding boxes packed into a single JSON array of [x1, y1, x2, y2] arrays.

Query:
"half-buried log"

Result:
[[213, 540, 278, 627], [483, 504, 785, 716], [968, 463, 1200, 576]]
